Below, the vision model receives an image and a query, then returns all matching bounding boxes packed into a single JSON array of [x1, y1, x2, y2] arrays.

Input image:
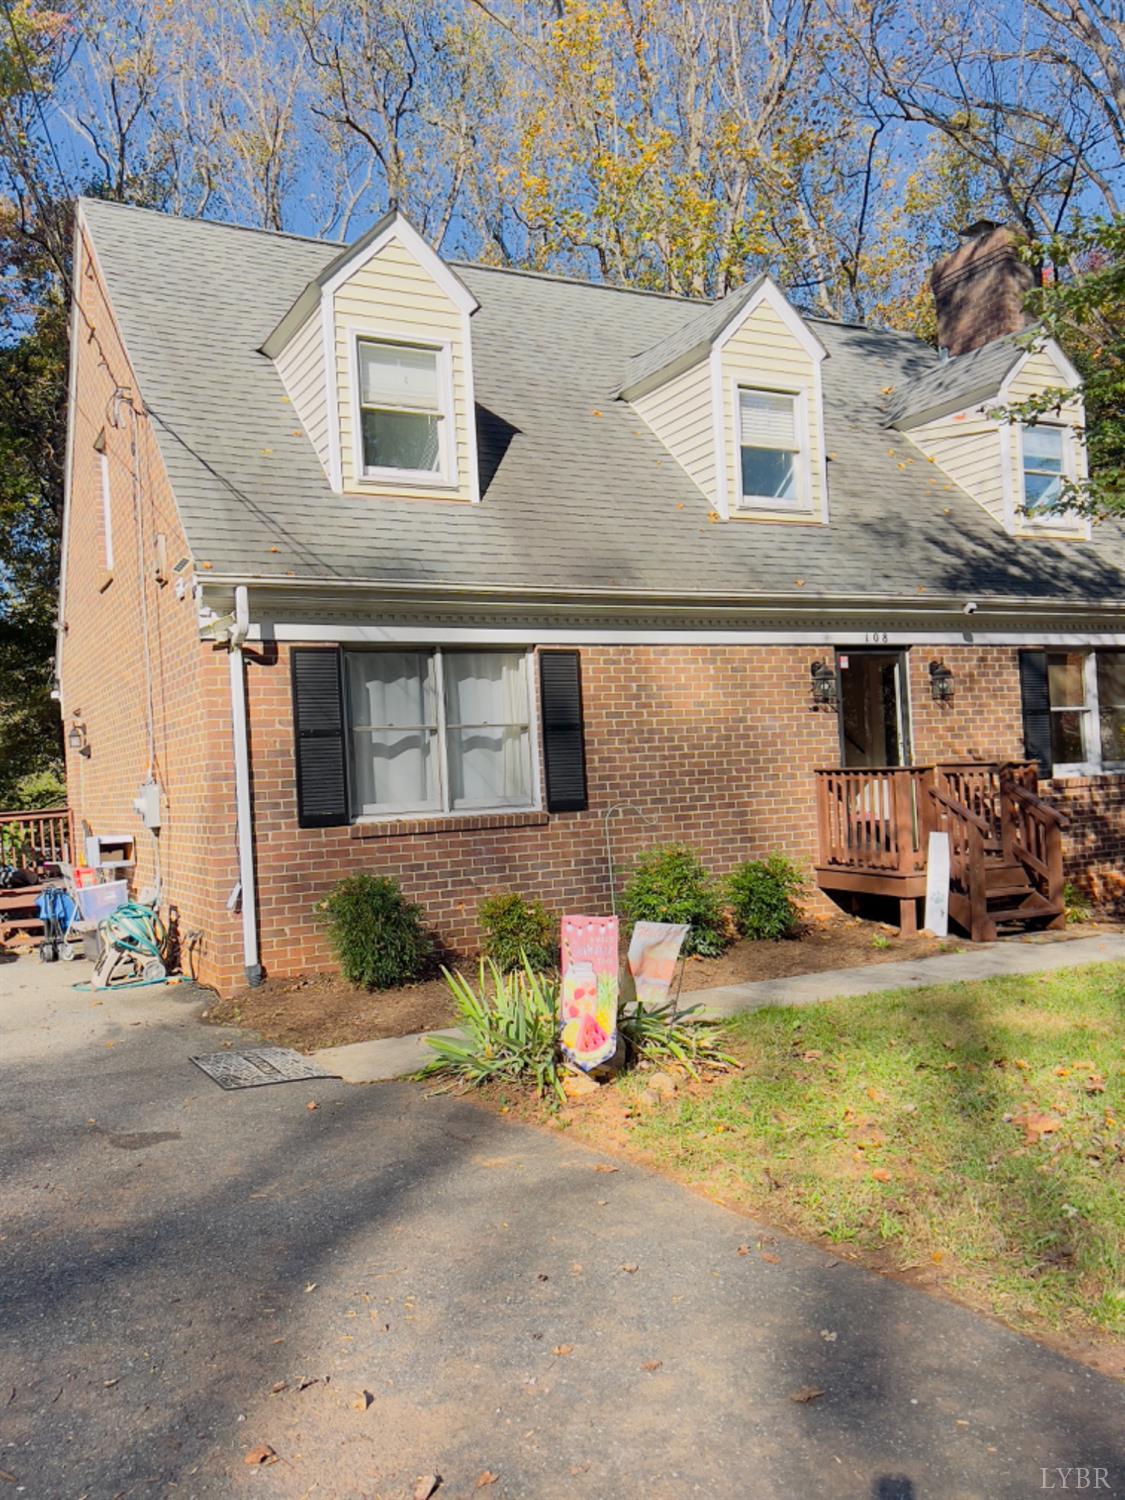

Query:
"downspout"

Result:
[[229, 586, 263, 986]]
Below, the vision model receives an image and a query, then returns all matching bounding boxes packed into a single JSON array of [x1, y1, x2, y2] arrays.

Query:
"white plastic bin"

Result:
[[76, 880, 128, 923]]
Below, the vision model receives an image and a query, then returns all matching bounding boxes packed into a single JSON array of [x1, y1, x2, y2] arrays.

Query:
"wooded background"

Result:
[[1, 0, 1122, 803]]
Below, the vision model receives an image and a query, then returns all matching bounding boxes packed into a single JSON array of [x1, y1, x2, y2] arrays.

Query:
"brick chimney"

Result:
[[931, 220, 1035, 357]]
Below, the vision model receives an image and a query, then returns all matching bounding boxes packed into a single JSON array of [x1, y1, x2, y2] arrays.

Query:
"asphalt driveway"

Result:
[[1, 955, 1121, 1499]]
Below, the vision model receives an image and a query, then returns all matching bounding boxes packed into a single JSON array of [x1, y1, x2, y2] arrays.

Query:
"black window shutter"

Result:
[[1018, 650, 1052, 775], [291, 647, 349, 827], [539, 651, 588, 812]]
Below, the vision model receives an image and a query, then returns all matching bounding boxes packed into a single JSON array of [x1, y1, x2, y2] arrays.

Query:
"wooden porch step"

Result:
[[988, 897, 1063, 923]]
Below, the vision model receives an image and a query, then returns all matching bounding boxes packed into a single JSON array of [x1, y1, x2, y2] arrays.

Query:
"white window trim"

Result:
[[1048, 649, 1125, 777], [346, 646, 540, 822], [731, 380, 813, 513], [346, 327, 458, 490], [1017, 421, 1083, 532], [98, 450, 114, 570]]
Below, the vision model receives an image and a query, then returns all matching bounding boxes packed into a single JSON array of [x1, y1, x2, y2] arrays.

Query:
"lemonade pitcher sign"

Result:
[[559, 915, 619, 1071]]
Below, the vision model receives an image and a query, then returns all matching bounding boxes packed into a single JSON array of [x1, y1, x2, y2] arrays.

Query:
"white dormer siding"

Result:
[[626, 278, 828, 523], [263, 211, 480, 503], [331, 237, 478, 502], [903, 340, 1088, 541], [631, 359, 718, 505], [717, 297, 827, 523], [907, 405, 1007, 527], [275, 311, 331, 478], [1003, 346, 1088, 541]]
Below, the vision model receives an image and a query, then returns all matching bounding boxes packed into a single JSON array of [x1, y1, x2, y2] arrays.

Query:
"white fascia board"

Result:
[[320, 214, 479, 315], [248, 621, 1125, 648], [714, 276, 828, 364]]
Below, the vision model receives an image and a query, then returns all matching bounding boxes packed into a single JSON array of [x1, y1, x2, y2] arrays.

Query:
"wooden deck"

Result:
[[814, 763, 1067, 941], [0, 807, 75, 947]]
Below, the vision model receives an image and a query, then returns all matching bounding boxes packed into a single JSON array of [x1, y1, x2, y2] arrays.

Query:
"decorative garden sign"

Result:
[[559, 915, 619, 1071]]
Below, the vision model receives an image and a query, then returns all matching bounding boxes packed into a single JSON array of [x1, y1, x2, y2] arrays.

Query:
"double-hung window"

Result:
[[346, 648, 534, 817], [1045, 651, 1125, 774], [357, 338, 448, 479], [738, 388, 805, 509], [1020, 424, 1067, 516]]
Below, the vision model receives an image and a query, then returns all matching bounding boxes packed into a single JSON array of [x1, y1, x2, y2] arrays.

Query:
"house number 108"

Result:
[[864, 631, 890, 643]]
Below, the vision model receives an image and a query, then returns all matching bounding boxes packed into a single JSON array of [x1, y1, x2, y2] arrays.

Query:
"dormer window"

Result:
[[356, 337, 451, 482], [738, 388, 808, 510], [1020, 423, 1068, 516]]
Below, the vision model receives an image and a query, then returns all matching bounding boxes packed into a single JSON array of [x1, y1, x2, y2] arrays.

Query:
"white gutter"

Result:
[[228, 585, 262, 986]]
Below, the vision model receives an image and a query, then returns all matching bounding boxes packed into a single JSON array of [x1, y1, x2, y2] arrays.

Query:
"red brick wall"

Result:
[[235, 642, 842, 988], [225, 639, 1122, 993], [906, 646, 1025, 763], [60, 229, 239, 988], [1046, 775, 1125, 914]]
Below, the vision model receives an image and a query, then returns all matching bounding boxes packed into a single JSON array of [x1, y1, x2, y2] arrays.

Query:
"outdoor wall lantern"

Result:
[[67, 719, 91, 758], [929, 660, 955, 703], [810, 660, 838, 710]]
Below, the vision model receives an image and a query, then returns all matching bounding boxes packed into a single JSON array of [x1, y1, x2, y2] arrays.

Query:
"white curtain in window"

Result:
[[359, 342, 439, 412], [444, 652, 530, 808], [347, 651, 438, 813], [739, 390, 796, 448]]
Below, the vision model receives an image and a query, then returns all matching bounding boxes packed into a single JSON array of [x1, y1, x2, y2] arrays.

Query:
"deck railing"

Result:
[[815, 766, 932, 875], [0, 806, 74, 870], [815, 762, 1043, 878]]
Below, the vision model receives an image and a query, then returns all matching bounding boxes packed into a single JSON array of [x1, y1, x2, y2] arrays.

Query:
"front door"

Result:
[[837, 650, 911, 767]]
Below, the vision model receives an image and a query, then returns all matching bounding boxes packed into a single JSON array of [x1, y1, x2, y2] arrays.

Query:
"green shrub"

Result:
[[1063, 880, 1093, 923], [479, 891, 558, 972], [318, 874, 433, 990], [417, 959, 563, 1098], [726, 853, 806, 941], [620, 1000, 738, 1077], [620, 844, 728, 957]]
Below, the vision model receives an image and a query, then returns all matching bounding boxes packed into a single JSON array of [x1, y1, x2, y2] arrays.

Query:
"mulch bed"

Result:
[[202, 914, 1020, 1054], [204, 915, 1117, 1056]]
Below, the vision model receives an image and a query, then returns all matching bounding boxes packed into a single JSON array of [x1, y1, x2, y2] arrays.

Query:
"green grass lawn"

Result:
[[607, 962, 1124, 1340]]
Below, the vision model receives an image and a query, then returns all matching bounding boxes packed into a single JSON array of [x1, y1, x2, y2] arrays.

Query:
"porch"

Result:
[[0, 807, 75, 947], [814, 762, 1068, 942]]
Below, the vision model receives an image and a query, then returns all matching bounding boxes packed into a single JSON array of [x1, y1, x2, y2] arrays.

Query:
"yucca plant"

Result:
[[619, 1000, 739, 1078], [416, 955, 565, 1099]]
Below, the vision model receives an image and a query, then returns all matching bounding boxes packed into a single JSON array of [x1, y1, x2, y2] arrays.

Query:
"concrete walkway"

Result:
[[314, 931, 1125, 1083], [1, 954, 1121, 1498]]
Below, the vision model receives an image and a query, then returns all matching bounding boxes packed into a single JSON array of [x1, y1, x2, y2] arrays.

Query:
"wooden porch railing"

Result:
[[0, 806, 75, 870], [815, 764, 1067, 940], [815, 766, 932, 875]]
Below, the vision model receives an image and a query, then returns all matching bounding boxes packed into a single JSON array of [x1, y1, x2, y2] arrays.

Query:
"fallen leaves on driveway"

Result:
[[640, 1360, 663, 1372], [593, 1163, 618, 1174], [788, 1387, 825, 1404], [476, 1473, 499, 1488], [413, 1475, 441, 1499], [552, 1344, 574, 1357], [243, 1444, 277, 1466]]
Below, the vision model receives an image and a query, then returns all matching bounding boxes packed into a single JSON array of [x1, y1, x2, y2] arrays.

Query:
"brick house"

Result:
[[58, 202, 1125, 995]]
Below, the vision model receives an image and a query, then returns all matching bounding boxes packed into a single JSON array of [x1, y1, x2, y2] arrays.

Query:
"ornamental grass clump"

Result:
[[620, 843, 729, 956], [417, 958, 564, 1099], [619, 1000, 739, 1077], [726, 853, 807, 941], [318, 874, 434, 990], [478, 892, 559, 973]]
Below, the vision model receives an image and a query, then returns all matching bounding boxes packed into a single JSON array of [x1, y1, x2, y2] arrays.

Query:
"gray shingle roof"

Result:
[[885, 333, 1025, 426], [79, 198, 1125, 606], [614, 275, 767, 396]]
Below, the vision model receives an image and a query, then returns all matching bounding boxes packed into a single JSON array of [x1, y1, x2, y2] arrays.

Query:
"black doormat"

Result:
[[190, 1047, 338, 1090]]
